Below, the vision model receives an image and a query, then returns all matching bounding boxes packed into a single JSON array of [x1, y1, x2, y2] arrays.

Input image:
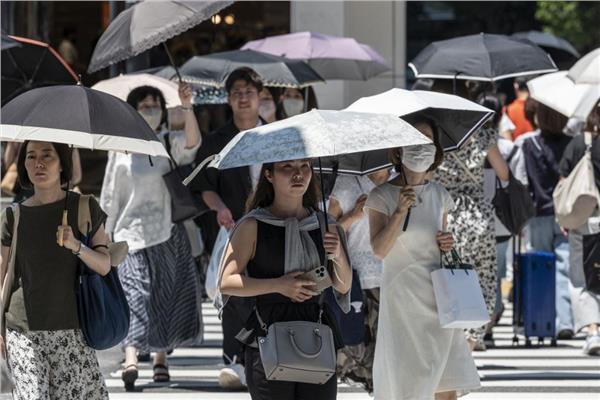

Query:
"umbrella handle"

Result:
[[58, 210, 68, 246], [163, 42, 182, 83], [183, 154, 217, 186]]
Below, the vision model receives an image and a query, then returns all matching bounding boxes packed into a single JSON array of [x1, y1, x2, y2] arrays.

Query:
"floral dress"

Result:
[[434, 127, 498, 340]]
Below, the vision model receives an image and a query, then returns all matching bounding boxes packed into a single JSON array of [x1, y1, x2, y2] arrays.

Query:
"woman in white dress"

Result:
[[366, 117, 480, 400]]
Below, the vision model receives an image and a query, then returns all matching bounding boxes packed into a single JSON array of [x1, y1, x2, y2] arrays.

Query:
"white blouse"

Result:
[[100, 130, 200, 251]]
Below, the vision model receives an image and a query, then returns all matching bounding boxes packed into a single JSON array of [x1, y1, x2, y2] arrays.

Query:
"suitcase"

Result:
[[512, 243, 557, 347]]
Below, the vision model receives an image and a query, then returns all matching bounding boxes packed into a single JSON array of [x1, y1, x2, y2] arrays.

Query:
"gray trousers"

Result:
[[568, 219, 600, 333]]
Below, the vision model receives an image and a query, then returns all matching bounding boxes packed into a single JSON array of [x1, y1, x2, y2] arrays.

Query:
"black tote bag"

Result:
[[162, 134, 207, 223], [492, 172, 535, 235]]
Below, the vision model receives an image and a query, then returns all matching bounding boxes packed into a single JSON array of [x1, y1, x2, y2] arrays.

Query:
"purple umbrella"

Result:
[[242, 31, 390, 81]]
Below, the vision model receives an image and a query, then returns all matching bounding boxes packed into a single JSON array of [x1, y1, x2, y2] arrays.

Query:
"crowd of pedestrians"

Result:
[[1, 63, 599, 400]]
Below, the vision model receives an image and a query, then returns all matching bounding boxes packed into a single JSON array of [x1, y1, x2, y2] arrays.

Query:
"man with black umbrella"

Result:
[[191, 67, 265, 389]]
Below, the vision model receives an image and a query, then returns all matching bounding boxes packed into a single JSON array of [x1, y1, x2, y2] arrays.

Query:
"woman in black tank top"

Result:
[[220, 159, 352, 400]]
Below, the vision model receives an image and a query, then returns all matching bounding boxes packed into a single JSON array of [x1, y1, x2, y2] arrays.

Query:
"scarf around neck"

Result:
[[214, 208, 351, 314]]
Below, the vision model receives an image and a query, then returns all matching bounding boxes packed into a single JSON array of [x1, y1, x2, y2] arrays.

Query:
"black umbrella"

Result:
[[408, 33, 557, 82], [88, 0, 233, 75], [1, 35, 78, 105], [1, 85, 168, 157], [1, 31, 20, 50], [512, 31, 580, 60], [179, 49, 324, 88], [317, 149, 391, 176]]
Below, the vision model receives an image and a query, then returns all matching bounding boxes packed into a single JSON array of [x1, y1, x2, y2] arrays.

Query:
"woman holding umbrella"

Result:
[[100, 82, 202, 389], [365, 117, 480, 399], [1, 141, 109, 399], [219, 159, 352, 400]]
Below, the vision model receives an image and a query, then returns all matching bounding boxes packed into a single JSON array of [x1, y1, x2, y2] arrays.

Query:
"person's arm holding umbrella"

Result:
[[368, 186, 415, 259], [178, 82, 201, 149]]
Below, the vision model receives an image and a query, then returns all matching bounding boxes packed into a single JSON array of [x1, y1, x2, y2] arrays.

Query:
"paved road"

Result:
[[101, 303, 599, 399]]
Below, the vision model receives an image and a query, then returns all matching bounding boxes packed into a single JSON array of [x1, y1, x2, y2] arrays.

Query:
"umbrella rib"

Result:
[[6, 48, 29, 82], [29, 48, 49, 85]]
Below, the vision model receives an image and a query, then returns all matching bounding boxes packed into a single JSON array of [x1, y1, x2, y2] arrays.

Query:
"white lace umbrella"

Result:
[[184, 109, 430, 180]]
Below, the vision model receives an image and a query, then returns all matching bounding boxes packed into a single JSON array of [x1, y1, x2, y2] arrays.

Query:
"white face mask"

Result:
[[402, 144, 436, 173], [283, 98, 304, 117], [139, 107, 162, 131], [258, 100, 276, 121]]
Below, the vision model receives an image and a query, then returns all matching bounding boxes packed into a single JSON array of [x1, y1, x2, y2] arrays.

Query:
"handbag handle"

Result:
[[288, 327, 323, 359]]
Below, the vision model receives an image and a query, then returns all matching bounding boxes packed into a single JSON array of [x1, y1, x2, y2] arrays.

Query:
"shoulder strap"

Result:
[[163, 133, 178, 169], [450, 153, 478, 184], [506, 145, 519, 163], [584, 131, 593, 149], [77, 194, 92, 236], [1, 204, 20, 336]]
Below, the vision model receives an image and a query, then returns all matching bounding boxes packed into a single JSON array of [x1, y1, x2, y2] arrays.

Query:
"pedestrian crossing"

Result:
[[106, 302, 600, 399]]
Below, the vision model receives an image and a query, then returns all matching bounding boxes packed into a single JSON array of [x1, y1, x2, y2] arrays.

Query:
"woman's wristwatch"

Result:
[[72, 242, 85, 256]]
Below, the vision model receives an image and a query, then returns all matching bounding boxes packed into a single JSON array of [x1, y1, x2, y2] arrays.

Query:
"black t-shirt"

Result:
[[190, 121, 253, 221], [1, 192, 107, 331], [559, 132, 600, 190]]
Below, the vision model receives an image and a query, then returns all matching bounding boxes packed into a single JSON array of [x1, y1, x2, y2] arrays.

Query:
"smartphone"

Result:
[[298, 265, 332, 292]]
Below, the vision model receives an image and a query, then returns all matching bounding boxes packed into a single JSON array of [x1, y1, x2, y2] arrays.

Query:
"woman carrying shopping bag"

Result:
[[100, 83, 202, 390], [218, 159, 352, 400], [366, 117, 480, 400], [1, 141, 109, 399]]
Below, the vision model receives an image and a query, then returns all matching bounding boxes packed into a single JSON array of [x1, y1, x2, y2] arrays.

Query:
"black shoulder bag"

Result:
[[162, 133, 207, 223]]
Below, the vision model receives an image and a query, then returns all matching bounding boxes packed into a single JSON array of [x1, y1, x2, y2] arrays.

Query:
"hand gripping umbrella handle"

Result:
[[58, 210, 68, 246]]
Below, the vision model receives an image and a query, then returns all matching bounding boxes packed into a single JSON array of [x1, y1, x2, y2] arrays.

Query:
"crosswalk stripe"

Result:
[[105, 302, 599, 399]]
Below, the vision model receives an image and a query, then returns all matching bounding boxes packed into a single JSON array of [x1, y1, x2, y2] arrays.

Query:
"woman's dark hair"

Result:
[[524, 97, 538, 129], [225, 67, 264, 95], [17, 141, 73, 189], [388, 115, 444, 173], [126, 85, 168, 128], [276, 87, 319, 120], [476, 93, 502, 127], [536, 102, 568, 134], [246, 162, 321, 212]]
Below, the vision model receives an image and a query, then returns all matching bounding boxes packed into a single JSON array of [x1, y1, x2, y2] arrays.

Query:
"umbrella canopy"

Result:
[[528, 71, 600, 120], [409, 33, 557, 82], [317, 149, 392, 176], [187, 109, 430, 177], [242, 31, 390, 81], [88, 0, 232, 73], [1, 31, 20, 50], [567, 48, 600, 84], [1, 85, 168, 157], [345, 88, 494, 151], [179, 49, 324, 88], [1, 35, 78, 105], [92, 73, 181, 107], [512, 31, 580, 59]]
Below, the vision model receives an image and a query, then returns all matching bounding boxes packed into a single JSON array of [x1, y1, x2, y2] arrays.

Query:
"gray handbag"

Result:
[[256, 306, 336, 385]]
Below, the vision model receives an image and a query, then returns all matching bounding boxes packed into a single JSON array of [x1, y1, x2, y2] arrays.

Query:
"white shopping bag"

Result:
[[206, 227, 230, 300], [431, 253, 490, 329]]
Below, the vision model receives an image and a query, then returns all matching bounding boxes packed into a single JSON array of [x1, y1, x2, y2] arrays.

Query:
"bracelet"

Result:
[[72, 242, 85, 256], [181, 106, 193, 111]]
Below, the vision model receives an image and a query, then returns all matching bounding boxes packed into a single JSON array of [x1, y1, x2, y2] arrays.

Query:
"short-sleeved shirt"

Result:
[[330, 175, 383, 289], [190, 121, 254, 221], [1, 192, 107, 331], [559, 132, 600, 191]]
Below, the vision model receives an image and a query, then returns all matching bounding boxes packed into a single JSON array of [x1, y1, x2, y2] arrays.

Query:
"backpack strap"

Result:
[[506, 145, 519, 163]]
